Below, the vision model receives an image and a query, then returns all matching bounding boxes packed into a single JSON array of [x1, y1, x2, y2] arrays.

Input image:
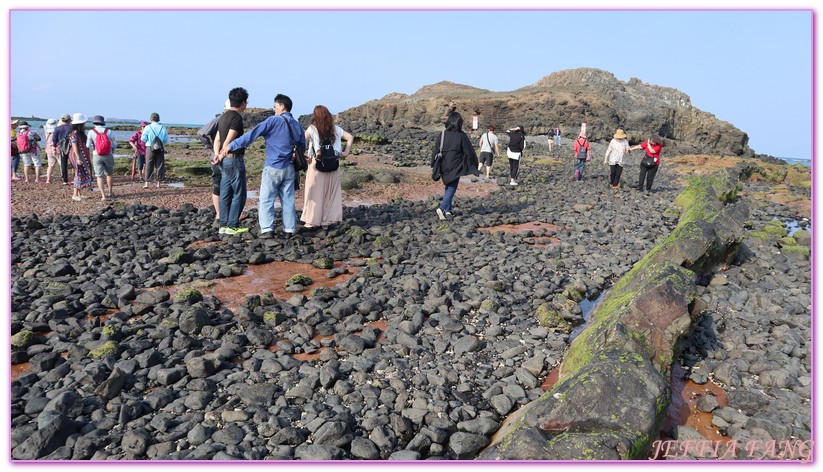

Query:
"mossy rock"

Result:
[[373, 235, 393, 249], [263, 310, 286, 327], [537, 303, 572, 333], [159, 319, 178, 329], [366, 258, 379, 266], [312, 257, 335, 270], [747, 230, 773, 241], [565, 287, 585, 303], [778, 236, 797, 247], [346, 227, 368, 238], [176, 288, 204, 304], [11, 330, 36, 350], [89, 341, 119, 358], [311, 286, 335, 299], [480, 299, 500, 312], [781, 245, 810, 261], [101, 325, 120, 339], [286, 274, 313, 287], [168, 248, 193, 264], [662, 208, 680, 219], [260, 292, 275, 306], [762, 221, 787, 238]]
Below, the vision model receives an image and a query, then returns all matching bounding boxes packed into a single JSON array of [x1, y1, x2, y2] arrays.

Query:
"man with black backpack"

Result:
[[140, 112, 168, 189]]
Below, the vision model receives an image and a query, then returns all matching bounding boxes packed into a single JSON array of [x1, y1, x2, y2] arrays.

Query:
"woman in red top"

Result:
[[629, 134, 663, 192]]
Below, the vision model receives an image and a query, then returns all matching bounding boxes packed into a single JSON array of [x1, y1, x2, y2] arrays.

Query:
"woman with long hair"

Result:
[[302, 105, 353, 229], [431, 111, 479, 220], [68, 113, 94, 201]]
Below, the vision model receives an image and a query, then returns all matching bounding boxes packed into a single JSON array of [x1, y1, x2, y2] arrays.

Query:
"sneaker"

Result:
[[224, 227, 249, 235], [445, 212, 454, 220], [509, 180, 518, 186], [259, 231, 274, 239], [218, 227, 228, 234], [71, 196, 82, 201], [436, 208, 446, 220]]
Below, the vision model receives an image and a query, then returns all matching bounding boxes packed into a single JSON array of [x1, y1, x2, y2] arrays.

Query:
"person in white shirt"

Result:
[[477, 125, 499, 179], [604, 128, 630, 189]]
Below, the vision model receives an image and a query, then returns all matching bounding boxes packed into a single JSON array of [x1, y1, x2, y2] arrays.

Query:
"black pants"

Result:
[[638, 164, 659, 191], [609, 164, 623, 186], [145, 149, 165, 183], [509, 158, 520, 180], [60, 151, 69, 183]]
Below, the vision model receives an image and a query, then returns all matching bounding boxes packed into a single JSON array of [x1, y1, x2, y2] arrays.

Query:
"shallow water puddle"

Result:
[[165, 182, 185, 188], [166, 259, 361, 310], [478, 221, 560, 246], [785, 219, 809, 237], [660, 363, 729, 443]]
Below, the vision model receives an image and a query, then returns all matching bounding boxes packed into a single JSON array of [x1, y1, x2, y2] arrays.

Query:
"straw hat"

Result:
[[613, 129, 627, 139], [11, 119, 19, 127], [71, 113, 87, 125]]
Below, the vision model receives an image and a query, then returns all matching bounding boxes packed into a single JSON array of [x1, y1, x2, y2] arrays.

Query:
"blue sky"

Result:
[[8, 8, 814, 159]]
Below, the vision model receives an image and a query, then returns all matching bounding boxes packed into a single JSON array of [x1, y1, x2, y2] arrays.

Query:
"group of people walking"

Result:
[[10, 112, 170, 201], [430, 113, 665, 220]]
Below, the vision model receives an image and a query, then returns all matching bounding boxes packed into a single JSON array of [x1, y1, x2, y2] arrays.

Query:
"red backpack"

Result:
[[93, 129, 112, 155], [16, 130, 32, 153]]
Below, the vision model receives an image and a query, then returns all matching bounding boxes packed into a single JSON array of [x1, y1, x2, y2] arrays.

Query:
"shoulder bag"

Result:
[[283, 117, 308, 172], [431, 131, 445, 181]]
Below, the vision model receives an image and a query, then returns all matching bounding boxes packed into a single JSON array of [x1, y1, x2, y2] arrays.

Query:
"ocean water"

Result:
[[781, 157, 811, 167], [17, 119, 198, 144]]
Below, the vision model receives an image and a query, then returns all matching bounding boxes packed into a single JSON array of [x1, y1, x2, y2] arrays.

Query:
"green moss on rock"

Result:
[[89, 341, 119, 358], [312, 257, 335, 270], [286, 274, 313, 287], [11, 330, 36, 350], [762, 222, 787, 238], [537, 303, 572, 333], [781, 245, 810, 260], [176, 288, 203, 304], [373, 235, 393, 248], [480, 299, 499, 312]]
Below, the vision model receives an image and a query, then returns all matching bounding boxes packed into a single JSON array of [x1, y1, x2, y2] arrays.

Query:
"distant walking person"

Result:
[[553, 127, 561, 149], [67, 113, 94, 201], [302, 105, 353, 229], [477, 125, 499, 180], [220, 94, 305, 238], [87, 115, 117, 201], [141, 112, 168, 189], [50, 114, 73, 185], [212, 87, 250, 235], [128, 121, 148, 181], [43, 118, 59, 183], [572, 131, 591, 181], [506, 125, 526, 186], [16, 121, 42, 182], [629, 134, 663, 193], [604, 128, 630, 189], [431, 111, 480, 220]]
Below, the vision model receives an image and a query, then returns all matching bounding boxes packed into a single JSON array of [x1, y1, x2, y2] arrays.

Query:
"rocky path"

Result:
[[9, 149, 811, 460]]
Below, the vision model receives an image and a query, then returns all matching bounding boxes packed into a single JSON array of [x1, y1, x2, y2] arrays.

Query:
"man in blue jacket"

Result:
[[220, 94, 305, 238]]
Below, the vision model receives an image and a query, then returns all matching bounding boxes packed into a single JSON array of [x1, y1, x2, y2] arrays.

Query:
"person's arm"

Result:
[[341, 130, 353, 158], [304, 129, 314, 160], [226, 117, 273, 155], [212, 131, 224, 165], [141, 127, 149, 143]]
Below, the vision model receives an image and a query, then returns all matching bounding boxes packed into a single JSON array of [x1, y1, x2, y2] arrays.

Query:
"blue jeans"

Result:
[[219, 156, 247, 228], [259, 164, 296, 233], [440, 179, 459, 213], [12, 155, 20, 174]]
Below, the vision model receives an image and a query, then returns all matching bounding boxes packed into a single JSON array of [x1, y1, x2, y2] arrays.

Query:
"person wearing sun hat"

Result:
[[604, 128, 630, 189], [67, 113, 94, 201], [49, 113, 74, 185], [16, 121, 43, 182], [86, 115, 117, 201], [43, 118, 60, 183], [128, 121, 149, 181]]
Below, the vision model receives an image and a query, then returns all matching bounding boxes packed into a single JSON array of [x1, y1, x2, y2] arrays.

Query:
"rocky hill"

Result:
[[334, 68, 754, 158]]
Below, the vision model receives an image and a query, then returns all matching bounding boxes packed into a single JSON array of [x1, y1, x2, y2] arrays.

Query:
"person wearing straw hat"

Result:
[[87, 115, 117, 201], [67, 113, 94, 201], [43, 118, 60, 183], [10, 119, 21, 180], [16, 121, 43, 183], [604, 128, 630, 189]]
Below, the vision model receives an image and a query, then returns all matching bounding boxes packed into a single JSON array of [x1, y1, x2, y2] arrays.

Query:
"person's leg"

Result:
[[280, 165, 297, 233], [645, 165, 659, 191], [257, 166, 277, 233], [638, 165, 648, 191], [615, 164, 623, 187], [441, 179, 459, 213], [156, 151, 165, 187], [211, 163, 222, 219], [137, 153, 145, 174], [218, 159, 234, 229], [21, 154, 31, 181], [225, 158, 245, 229], [144, 149, 155, 187]]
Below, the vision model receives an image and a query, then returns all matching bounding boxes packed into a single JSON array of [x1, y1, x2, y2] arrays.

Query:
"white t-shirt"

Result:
[[307, 124, 343, 156], [479, 132, 498, 153]]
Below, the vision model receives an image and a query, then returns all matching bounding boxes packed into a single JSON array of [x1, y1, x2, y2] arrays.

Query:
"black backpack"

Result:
[[149, 126, 165, 153], [315, 133, 339, 172]]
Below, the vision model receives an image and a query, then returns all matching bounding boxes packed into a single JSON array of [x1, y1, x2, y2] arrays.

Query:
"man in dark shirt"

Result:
[[212, 87, 249, 235], [48, 114, 73, 184]]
